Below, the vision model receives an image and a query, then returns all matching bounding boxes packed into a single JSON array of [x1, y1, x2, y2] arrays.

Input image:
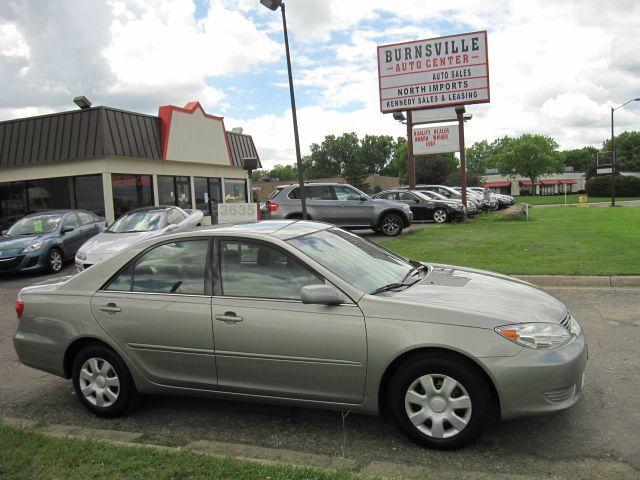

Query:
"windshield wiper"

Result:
[[369, 283, 411, 295]]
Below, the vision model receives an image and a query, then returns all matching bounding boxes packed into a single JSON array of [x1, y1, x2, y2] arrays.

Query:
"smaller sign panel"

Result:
[[411, 107, 459, 125], [413, 126, 460, 155], [597, 167, 613, 174]]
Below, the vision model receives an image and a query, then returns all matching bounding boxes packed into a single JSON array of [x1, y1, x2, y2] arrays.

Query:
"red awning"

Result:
[[558, 179, 577, 184], [485, 181, 511, 188], [519, 179, 534, 186], [539, 180, 559, 185]]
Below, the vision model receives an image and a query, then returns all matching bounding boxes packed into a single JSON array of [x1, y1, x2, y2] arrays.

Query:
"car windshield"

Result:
[[6, 214, 62, 235], [108, 211, 166, 233], [287, 228, 416, 293]]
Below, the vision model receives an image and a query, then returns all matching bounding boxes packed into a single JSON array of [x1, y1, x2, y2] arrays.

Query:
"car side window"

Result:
[[105, 240, 208, 295], [62, 213, 80, 229], [397, 192, 416, 201], [77, 212, 93, 225], [219, 240, 323, 300], [333, 185, 362, 201], [288, 186, 335, 200], [167, 208, 186, 225]]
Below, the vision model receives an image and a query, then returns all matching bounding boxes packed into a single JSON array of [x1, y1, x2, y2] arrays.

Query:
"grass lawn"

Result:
[[0, 424, 366, 480], [514, 194, 640, 205], [383, 206, 640, 275]]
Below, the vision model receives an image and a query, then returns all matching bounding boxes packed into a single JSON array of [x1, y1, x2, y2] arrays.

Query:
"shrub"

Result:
[[586, 175, 640, 197]]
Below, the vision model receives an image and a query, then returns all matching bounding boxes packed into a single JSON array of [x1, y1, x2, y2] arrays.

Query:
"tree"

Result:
[[495, 134, 563, 194], [359, 134, 396, 174], [415, 153, 458, 185], [382, 137, 408, 181], [603, 130, 640, 171]]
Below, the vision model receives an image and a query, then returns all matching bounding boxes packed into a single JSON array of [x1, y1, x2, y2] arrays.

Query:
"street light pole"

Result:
[[261, 0, 307, 219]]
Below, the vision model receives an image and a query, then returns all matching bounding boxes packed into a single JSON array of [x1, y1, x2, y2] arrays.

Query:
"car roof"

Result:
[[23, 209, 81, 218], [126, 206, 175, 214], [176, 220, 335, 240]]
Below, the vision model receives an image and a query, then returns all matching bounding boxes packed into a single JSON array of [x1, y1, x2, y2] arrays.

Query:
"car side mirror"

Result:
[[301, 285, 343, 305], [166, 224, 179, 232], [1, 230, 6, 236], [359, 195, 368, 201], [61, 226, 74, 234], [414, 199, 420, 204]]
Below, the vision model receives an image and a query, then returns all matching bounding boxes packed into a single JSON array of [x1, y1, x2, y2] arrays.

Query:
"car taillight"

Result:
[[268, 202, 279, 212], [16, 299, 24, 320]]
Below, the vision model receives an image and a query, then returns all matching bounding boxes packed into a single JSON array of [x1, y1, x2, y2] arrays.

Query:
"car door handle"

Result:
[[98, 303, 121, 314], [215, 312, 243, 323]]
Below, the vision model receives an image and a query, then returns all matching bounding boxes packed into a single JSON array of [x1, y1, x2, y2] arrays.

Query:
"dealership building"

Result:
[[0, 101, 260, 228]]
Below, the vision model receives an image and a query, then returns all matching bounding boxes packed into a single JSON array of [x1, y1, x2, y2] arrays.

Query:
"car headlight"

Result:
[[495, 322, 572, 349], [453, 204, 463, 210], [21, 241, 45, 253], [76, 251, 87, 261]]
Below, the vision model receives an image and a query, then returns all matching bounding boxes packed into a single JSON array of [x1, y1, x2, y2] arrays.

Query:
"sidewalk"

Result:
[[515, 275, 640, 287]]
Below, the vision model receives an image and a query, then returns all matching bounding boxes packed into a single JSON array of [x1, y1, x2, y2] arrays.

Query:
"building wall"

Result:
[[482, 171, 587, 195]]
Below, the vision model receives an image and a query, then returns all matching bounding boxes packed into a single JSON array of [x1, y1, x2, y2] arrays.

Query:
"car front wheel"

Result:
[[388, 355, 492, 449], [72, 345, 136, 417], [433, 209, 448, 224], [47, 248, 64, 273], [380, 213, 403, 236]]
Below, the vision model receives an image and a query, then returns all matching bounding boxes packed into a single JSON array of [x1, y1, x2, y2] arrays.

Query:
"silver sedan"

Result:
[[14, 220, 587, 449]]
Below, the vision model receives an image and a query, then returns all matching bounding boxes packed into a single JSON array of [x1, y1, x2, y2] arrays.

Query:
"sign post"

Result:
[[455, 106, 468, 216]]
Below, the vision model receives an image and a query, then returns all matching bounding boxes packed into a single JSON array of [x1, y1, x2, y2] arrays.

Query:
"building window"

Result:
[[0, 181, 27, 230], [112, 174, 153, 219], [74, 175, 105, 217], [540, 184, 555, 196], [158, 176, 192, 209], [224, 179, 247, 203], [27, 178, 74, 213], [195, 177, 222, 215]]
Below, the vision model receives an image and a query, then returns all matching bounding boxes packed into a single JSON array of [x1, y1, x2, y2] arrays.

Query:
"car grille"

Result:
[[0, 255, 24, 271], [544, 384, 576, 404]]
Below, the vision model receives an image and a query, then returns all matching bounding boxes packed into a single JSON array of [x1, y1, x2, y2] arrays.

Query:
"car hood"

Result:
[[392, 263, 566, 324], [78, 230, 160, 256]]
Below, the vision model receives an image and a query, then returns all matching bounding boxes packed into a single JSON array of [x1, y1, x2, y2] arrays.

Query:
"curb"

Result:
[[514, 275, 640, 287]]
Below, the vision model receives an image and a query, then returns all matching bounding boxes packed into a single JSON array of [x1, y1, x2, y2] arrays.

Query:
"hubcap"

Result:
[[382, 217, 400, 235], [434, 211, 446, 223], [79, 357, 120, 408], [50, 251, 62, 271], [404, 373, 472, 439]]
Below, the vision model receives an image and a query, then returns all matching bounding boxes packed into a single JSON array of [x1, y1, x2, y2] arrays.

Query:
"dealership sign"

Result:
[[413, 126, 459, 155], [378, 31, 490, 113]]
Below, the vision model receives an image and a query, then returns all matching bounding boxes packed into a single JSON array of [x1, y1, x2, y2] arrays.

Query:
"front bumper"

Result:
[[0, 251, 48, 273], [481, 333, 588, 420]]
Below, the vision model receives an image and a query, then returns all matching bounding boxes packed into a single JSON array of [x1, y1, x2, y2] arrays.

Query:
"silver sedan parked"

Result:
[[14, 221, 587, 449]]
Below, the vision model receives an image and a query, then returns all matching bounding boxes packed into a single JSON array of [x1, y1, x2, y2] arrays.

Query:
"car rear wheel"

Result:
[[72, 345, 136, 417], [47, 248, 63, 273], [380, 213, 403, 236], [433, 209, 448, 224], [388, 355, 492, 449]]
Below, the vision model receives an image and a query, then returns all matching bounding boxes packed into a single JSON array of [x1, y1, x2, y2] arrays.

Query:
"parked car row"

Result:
[[0, 206, 203, 274]]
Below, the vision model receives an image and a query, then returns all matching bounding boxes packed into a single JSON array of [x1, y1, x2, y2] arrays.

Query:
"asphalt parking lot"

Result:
[[1, 264, 639, 479]]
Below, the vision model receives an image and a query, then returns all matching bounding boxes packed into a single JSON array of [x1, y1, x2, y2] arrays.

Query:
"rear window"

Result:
[[266, 187, 283, 200]]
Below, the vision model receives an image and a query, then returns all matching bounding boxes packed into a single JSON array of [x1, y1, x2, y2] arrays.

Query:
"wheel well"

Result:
[[63, 337, 114, 378], [378, 209, 409, 227], [377, 347, 501, 419]]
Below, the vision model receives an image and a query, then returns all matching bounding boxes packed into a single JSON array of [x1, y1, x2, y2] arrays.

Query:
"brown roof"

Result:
[[0, 106, 162, 168]]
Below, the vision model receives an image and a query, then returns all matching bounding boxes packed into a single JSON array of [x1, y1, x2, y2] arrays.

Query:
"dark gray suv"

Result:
[[262, 183, 413, 236]]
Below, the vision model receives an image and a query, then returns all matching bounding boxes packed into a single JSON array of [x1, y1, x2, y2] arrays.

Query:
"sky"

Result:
[[0, 0, 639, 170]]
